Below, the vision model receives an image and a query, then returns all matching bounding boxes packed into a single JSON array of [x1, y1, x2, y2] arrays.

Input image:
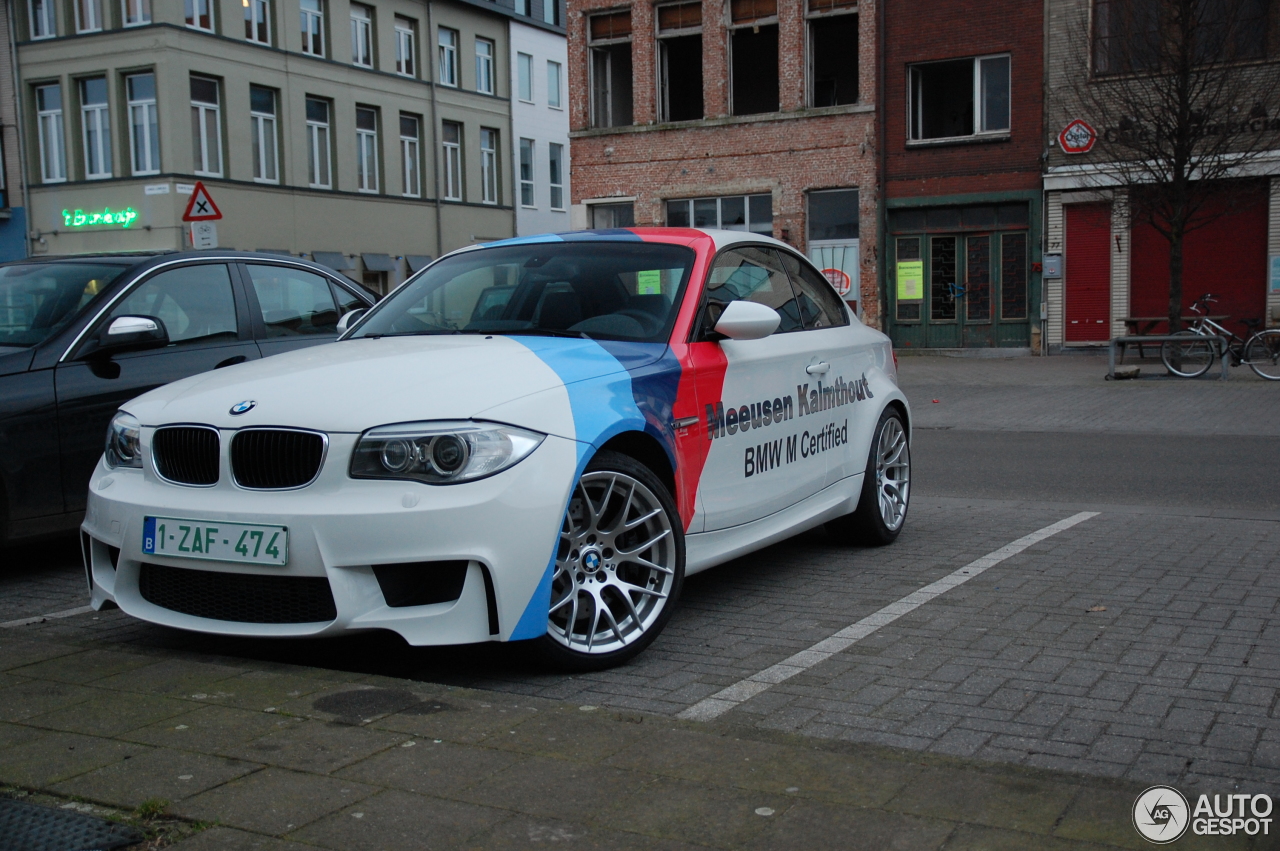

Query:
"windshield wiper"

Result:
[[513, 328, 591, 340], [362, 329, 461, 339]]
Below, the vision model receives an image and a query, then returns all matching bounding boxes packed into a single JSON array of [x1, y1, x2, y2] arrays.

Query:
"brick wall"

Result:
[[568, 0, 882, 324]]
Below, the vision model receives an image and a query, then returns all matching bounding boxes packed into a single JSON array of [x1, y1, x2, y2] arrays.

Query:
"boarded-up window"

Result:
[[730, 0, 777, 24], [658, 2, 701, 32], [589, 11, 631, 41], [807, 0, 856, 12]]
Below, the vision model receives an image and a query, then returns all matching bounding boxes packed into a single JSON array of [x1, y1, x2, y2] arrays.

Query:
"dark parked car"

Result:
[[0, 251, 376, 545]]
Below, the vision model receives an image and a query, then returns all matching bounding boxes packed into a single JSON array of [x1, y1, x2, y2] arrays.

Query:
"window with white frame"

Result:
[[350, 3, 373, 67], [28, 0, 55, 39], [548, 142, 564, 210], [245, 0, 269, 43], [589, 12, 632, 128], [126, 72, 159, 175], [190, 76, 222, 176], [301, 0, 324, 56], [356, 106, 378, 193], [519, 138, 534, 207], [400, 114, 420, 197], [122, 0, 150, 26], [908, 54, 1009, 142], [80, 77, 111, 179], [185, 0, 213, 31], [395, 16, 416, 76], [438, 27, 459, 86], [476, 39, 495, 94], [35, 84, 65, 183], [517, 52, 534, 102], [667, 194, 772, 234], [75, 0, 103, 32], [250, 85, 278, 183], [480, 127, 497, 204], [306, 97, 331, 188], [442, 120, 462, 200], [547, 60, 562, 108]]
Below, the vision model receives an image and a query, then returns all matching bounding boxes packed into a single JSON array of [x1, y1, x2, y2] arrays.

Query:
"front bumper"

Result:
[[81, 430, 578, 645]]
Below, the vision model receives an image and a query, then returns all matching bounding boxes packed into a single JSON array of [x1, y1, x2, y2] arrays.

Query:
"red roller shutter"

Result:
[[1065, 203, 1111, 342]]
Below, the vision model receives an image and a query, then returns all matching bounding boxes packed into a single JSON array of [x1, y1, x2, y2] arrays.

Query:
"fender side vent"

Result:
[[372, 561, 469, 608]]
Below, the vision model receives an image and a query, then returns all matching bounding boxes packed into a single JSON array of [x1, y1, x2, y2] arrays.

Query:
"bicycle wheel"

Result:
[[1160, 332, 1215, 378], [1244, 330, 1280, 380]]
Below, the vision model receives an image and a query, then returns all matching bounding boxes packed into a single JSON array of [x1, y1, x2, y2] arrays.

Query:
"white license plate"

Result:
[[143, 517, 288, 566]]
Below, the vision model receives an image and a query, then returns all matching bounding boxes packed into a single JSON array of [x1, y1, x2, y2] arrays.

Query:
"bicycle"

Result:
[[1159, 293, 1280, 380]]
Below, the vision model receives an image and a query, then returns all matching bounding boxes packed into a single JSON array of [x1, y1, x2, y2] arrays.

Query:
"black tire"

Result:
[[533, 450, 684, 671], [1244, 330, 1280, 380], [826, 407, 911, 547], [1160, 332, 1214, 378]]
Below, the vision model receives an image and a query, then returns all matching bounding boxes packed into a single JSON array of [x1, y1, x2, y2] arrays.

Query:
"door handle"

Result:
[[806, 362, 831, 375], [215, 355, 248, 369]]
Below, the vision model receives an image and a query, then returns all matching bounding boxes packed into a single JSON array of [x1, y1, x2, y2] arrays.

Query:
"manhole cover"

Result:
[[312, 687, 424, 722], [0, 796, 142, 851]]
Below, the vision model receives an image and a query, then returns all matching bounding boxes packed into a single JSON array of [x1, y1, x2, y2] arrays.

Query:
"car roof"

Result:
[[447, 227, 805, 260]]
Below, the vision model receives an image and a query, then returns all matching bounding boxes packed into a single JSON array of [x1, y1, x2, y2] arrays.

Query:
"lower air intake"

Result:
[[139, 563, 337, 623]]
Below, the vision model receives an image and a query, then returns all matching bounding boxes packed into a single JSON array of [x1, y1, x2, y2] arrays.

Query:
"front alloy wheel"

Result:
[[537, 451, 684, 670], [826, 407, 911, 546]]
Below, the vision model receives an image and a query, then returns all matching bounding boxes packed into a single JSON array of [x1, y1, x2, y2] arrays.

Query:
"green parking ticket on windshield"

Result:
[[896, 260, 923, 301], [637, 269, 662, 295], [143, 516, 289, 566]]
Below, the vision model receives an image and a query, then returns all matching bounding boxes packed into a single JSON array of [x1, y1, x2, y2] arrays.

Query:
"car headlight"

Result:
[[104, 411, 142, 469], [350, 421, 544, 484]]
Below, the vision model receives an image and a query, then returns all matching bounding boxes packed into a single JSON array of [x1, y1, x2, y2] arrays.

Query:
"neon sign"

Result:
[[62, 207, 139, 229]]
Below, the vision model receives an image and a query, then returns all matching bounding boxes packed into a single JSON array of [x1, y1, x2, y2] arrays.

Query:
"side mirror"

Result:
[[98, 315, 169, 352], [713, 300, 781, 341], [336, 308, 367, 335]]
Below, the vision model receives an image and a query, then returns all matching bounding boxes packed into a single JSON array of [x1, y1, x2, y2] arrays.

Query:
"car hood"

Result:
[[124, 335, 660, 434]]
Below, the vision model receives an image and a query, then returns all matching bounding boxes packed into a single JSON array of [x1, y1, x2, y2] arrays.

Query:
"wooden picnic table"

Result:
[[1121, 316, 1228, 357]]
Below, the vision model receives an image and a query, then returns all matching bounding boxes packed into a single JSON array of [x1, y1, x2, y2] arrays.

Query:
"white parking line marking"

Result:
[[676, 511, 1101, 722], [0, 605, 95, 629]]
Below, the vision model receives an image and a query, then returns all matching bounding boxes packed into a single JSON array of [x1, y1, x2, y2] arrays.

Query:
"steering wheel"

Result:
[[614, 309, 664, 336]]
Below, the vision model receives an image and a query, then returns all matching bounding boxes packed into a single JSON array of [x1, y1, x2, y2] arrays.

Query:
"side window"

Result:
[[779, 252, 850, 329], [107, 264, 238, 345], [245, 265, 340, 337], [704, 246, 803, 334], [331, 283, 366, 316]]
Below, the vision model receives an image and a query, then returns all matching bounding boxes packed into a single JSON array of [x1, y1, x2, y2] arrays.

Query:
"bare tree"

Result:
[[1059, 0, 1279, 331]]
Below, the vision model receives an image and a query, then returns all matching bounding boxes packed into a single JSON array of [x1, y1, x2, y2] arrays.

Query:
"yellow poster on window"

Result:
[[896, 260, 924, 301]]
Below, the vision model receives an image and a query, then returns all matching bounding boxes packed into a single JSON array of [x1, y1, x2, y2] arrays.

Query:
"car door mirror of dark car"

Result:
[[336, 308, 367, 336], [713, 300, 781, 341], [96, 315, 170, 353]]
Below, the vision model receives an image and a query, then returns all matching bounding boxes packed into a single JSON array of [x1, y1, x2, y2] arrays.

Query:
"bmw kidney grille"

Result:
[[151, 426, 220, 486], [231, 429, 327, 489]]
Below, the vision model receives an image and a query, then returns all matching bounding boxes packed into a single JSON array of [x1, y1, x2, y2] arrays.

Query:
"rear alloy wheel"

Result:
[[826, 408, 910, 546], [535, 451, 683, 671]]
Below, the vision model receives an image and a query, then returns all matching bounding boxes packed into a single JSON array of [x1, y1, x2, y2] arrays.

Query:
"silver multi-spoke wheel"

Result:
[[547, 470, 677, 656], [874, 417, 910, 532]]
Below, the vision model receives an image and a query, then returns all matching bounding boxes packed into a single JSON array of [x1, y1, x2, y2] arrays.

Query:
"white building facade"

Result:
[[510, 19, 570, 235]]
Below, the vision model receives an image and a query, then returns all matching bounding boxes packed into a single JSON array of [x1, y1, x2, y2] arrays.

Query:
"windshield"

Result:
[[354, 242, 696, 343], [0, 263, 125, 348]]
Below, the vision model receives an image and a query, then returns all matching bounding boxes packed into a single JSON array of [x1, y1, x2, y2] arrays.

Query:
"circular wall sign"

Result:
[[822, 268, 852, 297], [1058, 119, 1097, 155]]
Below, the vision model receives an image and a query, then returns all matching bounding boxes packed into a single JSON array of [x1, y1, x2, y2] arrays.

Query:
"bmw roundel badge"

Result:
[[230, 400, 256, 416]]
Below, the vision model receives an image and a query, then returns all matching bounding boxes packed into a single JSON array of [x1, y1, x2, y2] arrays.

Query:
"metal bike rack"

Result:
[[1108, 335, 1231, 380]]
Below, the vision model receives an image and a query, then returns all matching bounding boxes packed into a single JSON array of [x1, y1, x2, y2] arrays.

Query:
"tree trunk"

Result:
[[1168, 226, 1184, 334]]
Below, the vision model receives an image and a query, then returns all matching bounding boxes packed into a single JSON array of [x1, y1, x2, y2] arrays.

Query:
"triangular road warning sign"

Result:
[[182, 181, 223, 222]]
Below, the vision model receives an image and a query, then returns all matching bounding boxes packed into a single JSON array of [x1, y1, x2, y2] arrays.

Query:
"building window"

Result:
[[442, 121, 462, 200], [356, 106, 378, 193], [1094, 0, 1268, 74], [908, 55, 1010, 142], [591, 202, 634, 228], [245, 0, 269, 43], [548, 142, 564, 210], [122, 0, 150, 26], [476, 39, 495, 95], [808, 188, 858, 240], [75, 0, 103, 32], [515, 0, 528, 15], [519, 137, 534, 207], [547, 60, 562, 108], [589, 12, 632, 128], [301, 0, 324, 56], [730, 0, 778, 115], [480, 127, 498, 204], [543, 0, 559, 26], [395, 17, 416, 77], [126, 72, 159, 175], [185, 0, 213, 31], [807, 0, 857, 107], [438, 27, 459, 86], [29, 0, 55, 39], [350, 3, 373, 67], [250, 85, 278, 183], [80, 77, 111, 179], [667, 194, 772, 235], [400, 114, 420, 197], [190, 76, 222, 177], [35, 84, 65, 183], [517, 52, 534, 102], [657, 2, 702, 122], [306, 97, 331, 188]]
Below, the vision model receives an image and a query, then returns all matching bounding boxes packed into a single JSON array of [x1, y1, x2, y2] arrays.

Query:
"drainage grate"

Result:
[[0, 796, 143, 851]]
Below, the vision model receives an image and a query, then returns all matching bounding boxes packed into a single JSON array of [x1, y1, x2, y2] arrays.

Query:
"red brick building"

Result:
[[881, 0, 1045, 349], [567, 0, 880, 323]]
